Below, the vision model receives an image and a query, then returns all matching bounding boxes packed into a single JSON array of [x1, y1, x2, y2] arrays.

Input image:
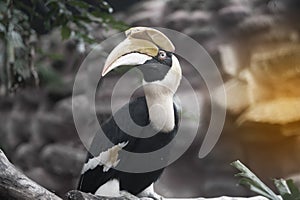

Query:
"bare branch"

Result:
[[66, 190, 269, 200], [0, 149, 62, 200], [66, 190, 134, 200], [0, 149, 269, 200]]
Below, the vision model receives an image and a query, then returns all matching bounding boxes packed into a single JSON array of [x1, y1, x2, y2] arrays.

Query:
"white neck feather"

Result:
[[144, 87, 175, 132], [143, 55, 182, 132]]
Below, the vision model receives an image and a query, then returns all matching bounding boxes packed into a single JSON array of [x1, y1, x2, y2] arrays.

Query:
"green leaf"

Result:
[[109, 20, 129, 31], [0, 23, 5, 32], [87, 13, 103, 23], [232, 161, 300, 200], [231, 160, 280, 200], [0, 1, 7, 13], [68, 0, 90, 9], [0, 0, 127, 94], [283, 180, 300, 200], [45, 0, 59, 6], [249, 185, 276, 199], [274, 179, 291, 197], [61, 25, 71, 39], [76, 32, 95, 44], [10, 31, 24, 48], [287, 180, 300, 194], [37, 65, 64, 87]]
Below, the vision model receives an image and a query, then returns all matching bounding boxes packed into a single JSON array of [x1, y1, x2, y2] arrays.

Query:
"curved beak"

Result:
[[102, 27, 175, 77]]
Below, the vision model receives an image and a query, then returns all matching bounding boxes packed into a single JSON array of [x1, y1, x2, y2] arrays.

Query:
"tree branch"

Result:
[[66, 190, 269, 200], [0, 149, 269, 200], [0, 149, 62, 200], [66, 190, 136, 200]]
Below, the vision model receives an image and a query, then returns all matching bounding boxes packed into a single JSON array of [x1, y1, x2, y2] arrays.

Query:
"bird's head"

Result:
[[102, 27, 182, 95]]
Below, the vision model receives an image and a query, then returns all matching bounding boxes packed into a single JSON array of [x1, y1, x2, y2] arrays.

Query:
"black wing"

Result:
[[77, 96, 179, 194]]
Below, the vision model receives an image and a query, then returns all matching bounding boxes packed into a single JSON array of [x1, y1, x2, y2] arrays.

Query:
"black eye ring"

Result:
[[158, 50, 167, 60]]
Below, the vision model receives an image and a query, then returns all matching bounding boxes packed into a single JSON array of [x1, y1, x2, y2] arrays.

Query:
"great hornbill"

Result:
[[78, 27, 182, 199]]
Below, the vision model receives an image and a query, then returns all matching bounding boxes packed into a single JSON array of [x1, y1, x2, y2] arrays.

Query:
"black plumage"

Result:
[[78, 96, 180, 195]]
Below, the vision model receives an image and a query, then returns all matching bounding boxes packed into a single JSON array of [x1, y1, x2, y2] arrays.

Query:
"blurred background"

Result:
[[0, 0, 300, 198]]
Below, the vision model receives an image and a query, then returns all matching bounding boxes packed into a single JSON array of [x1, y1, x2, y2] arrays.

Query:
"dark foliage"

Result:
[[0, 0, 127, 94]]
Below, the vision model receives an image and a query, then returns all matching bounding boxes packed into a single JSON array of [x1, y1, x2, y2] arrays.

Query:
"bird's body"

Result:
[[78, 96, 180, 195], [77, 27, 182, 198]]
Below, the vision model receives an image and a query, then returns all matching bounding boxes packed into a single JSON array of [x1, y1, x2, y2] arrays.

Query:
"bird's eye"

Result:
[[158, 50, 167, 60]]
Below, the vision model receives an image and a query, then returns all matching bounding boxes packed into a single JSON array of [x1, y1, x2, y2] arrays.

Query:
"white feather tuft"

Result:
[[81, 141, 128, 174]]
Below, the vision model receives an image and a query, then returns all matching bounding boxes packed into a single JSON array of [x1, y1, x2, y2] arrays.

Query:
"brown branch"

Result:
[[0, 149, 62, 200]]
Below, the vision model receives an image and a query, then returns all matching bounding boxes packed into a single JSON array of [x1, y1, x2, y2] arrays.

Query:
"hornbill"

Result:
[[78, 27, 182, 199]]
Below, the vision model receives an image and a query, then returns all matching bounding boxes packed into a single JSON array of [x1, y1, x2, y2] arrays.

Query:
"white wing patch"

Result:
[[81, 141, 128, 174]]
